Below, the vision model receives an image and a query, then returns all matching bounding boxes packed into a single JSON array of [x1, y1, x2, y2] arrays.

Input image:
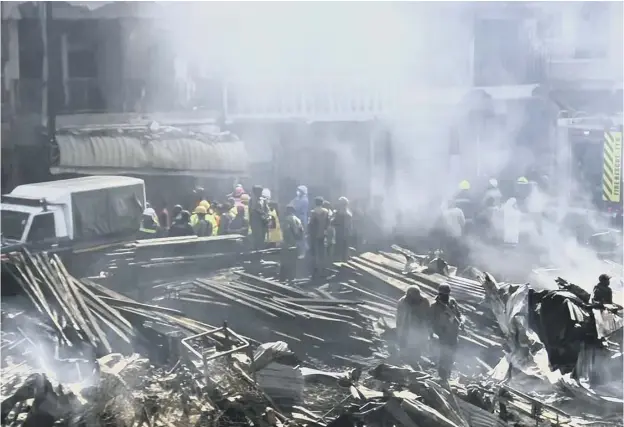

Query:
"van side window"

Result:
[[28, 213, 56, 242]]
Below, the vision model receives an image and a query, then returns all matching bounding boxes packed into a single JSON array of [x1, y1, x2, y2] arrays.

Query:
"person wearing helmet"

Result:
[[138, 208, 162, 239], [430, 283, 464, 381], [396, 286, 431, 368], [482, 178, 502, 208], [591, 274, 613, 306], [168, 210, 195, 237], [280, 204, 305, 282], [454, 180, 475, 224], [192, 205, 213, 237]]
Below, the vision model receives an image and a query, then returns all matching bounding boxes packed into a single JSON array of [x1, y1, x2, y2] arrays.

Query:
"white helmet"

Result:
[[261, 188, 271, 199], [143, 207, 156, 217]]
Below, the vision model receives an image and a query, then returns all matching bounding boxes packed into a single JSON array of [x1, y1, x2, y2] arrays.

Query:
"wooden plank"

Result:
[[70, 277, 134, 330], [47, 254, 102, 351]]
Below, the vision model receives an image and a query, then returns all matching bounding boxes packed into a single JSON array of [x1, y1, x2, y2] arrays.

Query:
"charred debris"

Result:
[[1, 239, 623, 427]]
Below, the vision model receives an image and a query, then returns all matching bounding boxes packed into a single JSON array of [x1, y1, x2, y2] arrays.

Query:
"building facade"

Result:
[[2, 2, 621, 203]]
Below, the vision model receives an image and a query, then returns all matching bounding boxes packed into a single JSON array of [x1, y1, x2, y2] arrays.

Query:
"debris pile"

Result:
[[2, 246, 623, 427]]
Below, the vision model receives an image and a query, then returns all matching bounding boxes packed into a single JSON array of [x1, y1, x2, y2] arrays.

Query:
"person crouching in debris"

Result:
[[280, 204, 305, 282], [592, 274, 614, 306], [430, 283, 464, 381], [333, 197, 353, 262], [168, 210, 195, 237], [138, 208, 162, 239], [308, 196, 330, 280], [396, 286, 431, 368], [192, 205, 213, 237]]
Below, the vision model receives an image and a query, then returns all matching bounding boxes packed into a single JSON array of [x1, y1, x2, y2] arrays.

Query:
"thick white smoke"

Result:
[[152, 2, 621, 288]]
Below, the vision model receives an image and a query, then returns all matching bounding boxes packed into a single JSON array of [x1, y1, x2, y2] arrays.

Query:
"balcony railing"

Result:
[[224, 78, 401, 121], [10, 77, 223, 116]]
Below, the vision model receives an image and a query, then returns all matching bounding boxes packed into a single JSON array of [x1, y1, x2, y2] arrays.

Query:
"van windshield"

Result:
[[1, 210, 30, 241]]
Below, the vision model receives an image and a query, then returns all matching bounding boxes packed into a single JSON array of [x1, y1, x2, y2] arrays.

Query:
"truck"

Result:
[[553, 115, 623, 224], [1, 176, 146, 272]]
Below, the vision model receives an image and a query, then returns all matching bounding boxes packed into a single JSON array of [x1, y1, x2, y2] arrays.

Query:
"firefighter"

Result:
[[192, 205, 213, 237], [455, 180, 476, 224], [280, 204, 305, 282], [396, 286, 431, 368], [430, 283, 464, 381], [308, 196, 330, 279]]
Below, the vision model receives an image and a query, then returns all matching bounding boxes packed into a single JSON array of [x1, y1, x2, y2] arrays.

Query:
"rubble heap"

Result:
[[2, 247, 623, 427]]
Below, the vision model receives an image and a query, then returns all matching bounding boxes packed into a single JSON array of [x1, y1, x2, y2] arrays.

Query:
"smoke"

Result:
[[149, 3, 621, 285]]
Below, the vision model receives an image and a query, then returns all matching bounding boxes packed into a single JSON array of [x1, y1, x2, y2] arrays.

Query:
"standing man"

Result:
[[308, 196, 330, 279], [291, 185, 309, 258], [192, 205, 213, 237], [332, 197, 353, 262], [250, 185, 270, 250], [430, 283, 464, 381], [396, 286, 431, 368], [280, 204, 305, 282]]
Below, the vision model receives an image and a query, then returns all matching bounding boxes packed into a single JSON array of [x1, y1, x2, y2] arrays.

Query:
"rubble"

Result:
[[2, 245, 623, 427]]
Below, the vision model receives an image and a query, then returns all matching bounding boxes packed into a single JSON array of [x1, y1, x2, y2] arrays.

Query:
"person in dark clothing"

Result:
[[308, 196, 330, 279], [249, 185, 270, 250], [280, 204, 305, 282], [192, 205, 212, 237], [323, 200, 335, 261], [229, 205, 249, 236], [168, 210, 195, 237], [218, 203, 234, 235], [171, 204, 183, 222], [138, 212, 162, 239], [396, 286, 431, 368], [332, 197, 353, 262], [430, 283, 464, 381], [592, 274, 613, 305]]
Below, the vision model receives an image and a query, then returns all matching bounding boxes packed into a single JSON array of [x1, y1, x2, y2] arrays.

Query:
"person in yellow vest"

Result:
[[191, 200, 218, 236], [138, 208, 162, 239], [266, 201, 283, 247]]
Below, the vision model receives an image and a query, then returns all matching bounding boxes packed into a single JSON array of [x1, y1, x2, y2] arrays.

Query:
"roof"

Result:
[[51, 130, 249, 178], [10, 176, 145, 201]]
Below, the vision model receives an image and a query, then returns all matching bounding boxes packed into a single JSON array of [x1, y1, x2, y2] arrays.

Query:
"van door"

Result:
[[26, 212, 57, 244]]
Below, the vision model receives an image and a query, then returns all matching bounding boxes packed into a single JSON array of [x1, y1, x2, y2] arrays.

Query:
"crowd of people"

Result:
[[137, 183, 355, 282], [433, 176, 552, 267]]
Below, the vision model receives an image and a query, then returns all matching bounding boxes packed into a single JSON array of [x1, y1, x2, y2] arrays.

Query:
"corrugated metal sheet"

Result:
[[53, 134, 248, 177], [456, 399, 508, 427]]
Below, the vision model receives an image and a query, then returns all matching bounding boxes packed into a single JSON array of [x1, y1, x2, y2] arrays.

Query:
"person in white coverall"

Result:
[[502, 197, 521, 245]]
